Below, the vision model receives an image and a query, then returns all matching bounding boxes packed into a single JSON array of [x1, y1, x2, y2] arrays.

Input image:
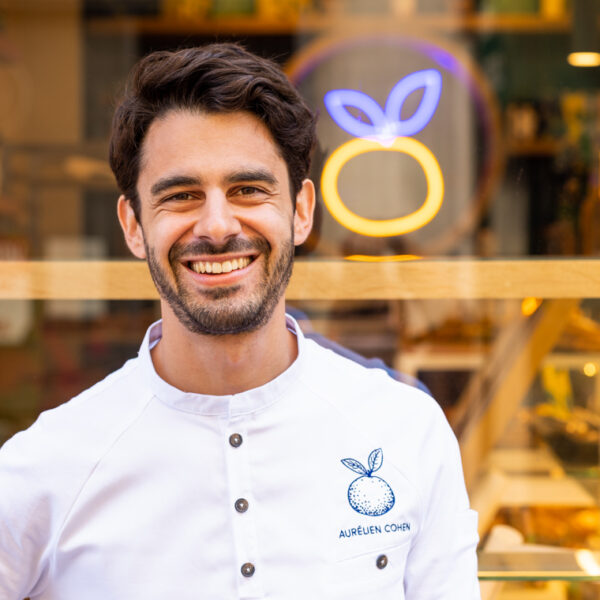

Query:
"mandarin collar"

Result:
[[137, 314, 305, 417]]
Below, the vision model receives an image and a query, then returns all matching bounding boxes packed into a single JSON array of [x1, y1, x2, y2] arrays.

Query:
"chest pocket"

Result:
[[325, 541, 410, 599]]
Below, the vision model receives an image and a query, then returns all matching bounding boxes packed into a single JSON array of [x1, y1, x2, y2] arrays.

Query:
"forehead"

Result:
[[138, 109, 286, 187]]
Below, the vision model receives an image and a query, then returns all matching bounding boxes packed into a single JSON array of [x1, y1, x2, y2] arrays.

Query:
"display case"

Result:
[[2, 0, 600, 596]]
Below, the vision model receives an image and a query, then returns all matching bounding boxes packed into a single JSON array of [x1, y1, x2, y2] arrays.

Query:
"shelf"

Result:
[[1, 259, 600, 300], [86, 14, 304, 36], [506, 139, 562, 157], [85, 13, 571, 37], [397, 347, 600, 378], [478, 550, 600, 581]]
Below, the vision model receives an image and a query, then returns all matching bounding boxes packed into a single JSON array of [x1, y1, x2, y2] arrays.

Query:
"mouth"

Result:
[[186, 255, 255, 275]]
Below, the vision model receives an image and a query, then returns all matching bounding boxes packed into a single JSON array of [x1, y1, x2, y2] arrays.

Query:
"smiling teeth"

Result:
[[190, 256, 251, 274]]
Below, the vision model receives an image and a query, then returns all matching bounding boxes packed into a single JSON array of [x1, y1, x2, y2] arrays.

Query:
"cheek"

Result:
[[244, 207, 294, 239], [149, 214, 196, 250], [251, 223, 293, 250]]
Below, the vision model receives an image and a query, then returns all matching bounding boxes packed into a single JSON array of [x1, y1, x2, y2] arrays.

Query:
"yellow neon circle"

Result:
[[321, 137, 444, 237]]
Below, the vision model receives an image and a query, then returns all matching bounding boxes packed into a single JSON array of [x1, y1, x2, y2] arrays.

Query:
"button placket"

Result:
[[223, 419, 263, 598]]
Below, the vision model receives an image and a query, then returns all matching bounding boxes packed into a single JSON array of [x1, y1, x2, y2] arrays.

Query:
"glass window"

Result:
[[3, 0, 600, 593]]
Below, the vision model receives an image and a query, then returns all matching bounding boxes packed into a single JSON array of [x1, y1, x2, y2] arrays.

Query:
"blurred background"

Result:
[[2, 0, 600, 596]]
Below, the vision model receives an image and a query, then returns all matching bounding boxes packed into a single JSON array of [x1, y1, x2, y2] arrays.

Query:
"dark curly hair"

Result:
[[109, 43, 317, 219]]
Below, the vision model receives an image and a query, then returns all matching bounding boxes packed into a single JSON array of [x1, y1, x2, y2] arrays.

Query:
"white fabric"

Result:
[[0, 315, 480, 599]]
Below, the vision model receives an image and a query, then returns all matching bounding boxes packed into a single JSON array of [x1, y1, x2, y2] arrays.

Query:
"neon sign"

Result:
[[321, 137, 443, 237], [286, 33, 503, 255], [321, 69, 444, 237], [324, 69, 442, 142]]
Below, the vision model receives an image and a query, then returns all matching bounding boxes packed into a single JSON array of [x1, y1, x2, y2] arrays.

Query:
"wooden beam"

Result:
[[458, 299, 581, 487], [0, 260, 599, 300]]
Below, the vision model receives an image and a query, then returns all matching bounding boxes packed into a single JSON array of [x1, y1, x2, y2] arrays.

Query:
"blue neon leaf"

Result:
[[341, 458, 368, 475], [368, 448, 383, 473], [384, 69, 442, 137], [324, 89, 386, 138]]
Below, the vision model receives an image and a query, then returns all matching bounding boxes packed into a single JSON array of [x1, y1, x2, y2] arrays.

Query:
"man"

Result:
[[0, 44, 479, 599]]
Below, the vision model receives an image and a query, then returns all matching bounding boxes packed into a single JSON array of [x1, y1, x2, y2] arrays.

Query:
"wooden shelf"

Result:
[[1, 259, 599, 300], [86, 14, 304, 36], [506, 139, 561, 157], [85, 13, 571, 37]]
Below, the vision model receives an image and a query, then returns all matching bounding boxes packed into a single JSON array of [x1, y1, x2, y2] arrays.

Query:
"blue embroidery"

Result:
[[341, 449, 395, 516]]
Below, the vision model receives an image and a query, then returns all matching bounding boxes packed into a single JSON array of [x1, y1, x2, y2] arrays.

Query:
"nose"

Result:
[[192, 191, 242, 244]]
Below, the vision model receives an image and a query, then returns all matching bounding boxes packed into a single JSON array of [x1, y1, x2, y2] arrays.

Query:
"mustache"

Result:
[[170, 237, 270, 262]]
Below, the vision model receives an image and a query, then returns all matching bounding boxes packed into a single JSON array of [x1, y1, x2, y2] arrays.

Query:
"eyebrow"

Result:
[[225, 169, 278, 187], [151, 175, 202, 197], [149, 169, 279, 198]]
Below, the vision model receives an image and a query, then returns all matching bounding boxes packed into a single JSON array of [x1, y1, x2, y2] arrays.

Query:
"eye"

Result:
[[164, 191, 195, 203], [234, 186, 262, 196], [231, 185, 272, 202]]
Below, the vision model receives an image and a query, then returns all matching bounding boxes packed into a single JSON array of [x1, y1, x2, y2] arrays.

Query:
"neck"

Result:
[[150, 302, 297, 396]]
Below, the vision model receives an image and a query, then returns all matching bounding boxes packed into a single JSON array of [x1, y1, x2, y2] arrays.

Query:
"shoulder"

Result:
[[26, 355, 148, 440], [302, 337, 442, 425], [300, 337, 459, 477], [0, 355, 154, 596], [0, 354, 153, 498]]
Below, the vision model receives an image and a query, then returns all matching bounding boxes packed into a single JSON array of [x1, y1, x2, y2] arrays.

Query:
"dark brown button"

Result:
[[376, 554, 388, 569], [235, 498, 249, 513], [241, 562, 255, 577], [229, 433, 243, 448]]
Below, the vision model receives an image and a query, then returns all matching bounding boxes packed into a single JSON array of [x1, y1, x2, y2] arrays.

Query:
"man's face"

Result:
[[119, 109, 314, 335]]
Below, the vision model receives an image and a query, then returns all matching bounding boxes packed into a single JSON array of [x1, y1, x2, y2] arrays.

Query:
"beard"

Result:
[[144, 232, 294, 336]]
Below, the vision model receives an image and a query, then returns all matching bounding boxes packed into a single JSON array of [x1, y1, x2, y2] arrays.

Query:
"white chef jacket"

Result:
[[0, 315, 480, 599]]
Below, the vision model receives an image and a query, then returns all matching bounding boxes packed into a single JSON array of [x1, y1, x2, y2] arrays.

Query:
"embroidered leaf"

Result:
[[324, 89, 386, 139], [384, 69, 442, 137], [368, 448, 383, 473], [341, 458, 367, 475]]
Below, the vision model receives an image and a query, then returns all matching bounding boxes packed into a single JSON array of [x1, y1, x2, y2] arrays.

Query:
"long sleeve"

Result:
[[0, 422, 57, 599], [403, 407, 480, 599]]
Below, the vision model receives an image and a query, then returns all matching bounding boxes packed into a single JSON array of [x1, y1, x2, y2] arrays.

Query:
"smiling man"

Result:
[[0, 44, 480, 599], [118, 107, 313, 395]]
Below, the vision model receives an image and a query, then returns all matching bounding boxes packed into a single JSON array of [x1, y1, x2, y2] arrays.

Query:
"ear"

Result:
[[117, 195, 146, 259], [293, 179, 315, 246]]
